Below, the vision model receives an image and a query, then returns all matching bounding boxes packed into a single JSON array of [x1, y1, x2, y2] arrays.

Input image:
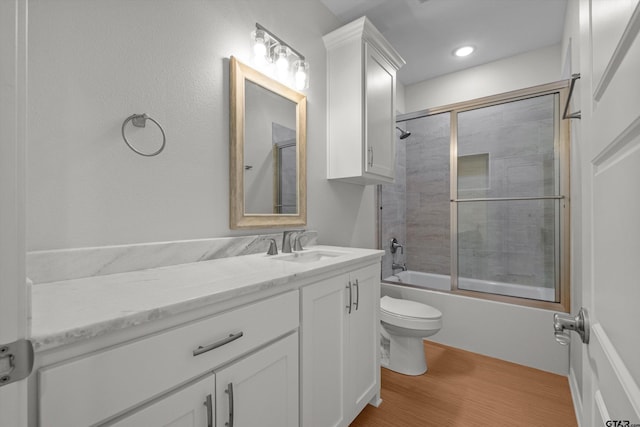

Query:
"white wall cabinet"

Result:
[[301, 264, 381, 426], [324, 17, 405, 185]]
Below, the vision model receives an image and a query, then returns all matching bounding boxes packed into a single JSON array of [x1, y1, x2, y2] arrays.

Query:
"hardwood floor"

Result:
[[351, 340, 577, 427]]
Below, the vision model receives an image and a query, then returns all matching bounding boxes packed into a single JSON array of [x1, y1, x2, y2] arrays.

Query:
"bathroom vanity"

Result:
[[29, 245, 383, 427]]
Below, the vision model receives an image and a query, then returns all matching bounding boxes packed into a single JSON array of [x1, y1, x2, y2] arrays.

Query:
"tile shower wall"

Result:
[[380, 136, 406, 279], [405, 113, 451, 275], [457, 95, 557, 288], [381, 95, 556, 289]]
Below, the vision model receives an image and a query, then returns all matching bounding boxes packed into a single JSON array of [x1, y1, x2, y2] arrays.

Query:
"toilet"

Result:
[[379, 295, 443, 376]]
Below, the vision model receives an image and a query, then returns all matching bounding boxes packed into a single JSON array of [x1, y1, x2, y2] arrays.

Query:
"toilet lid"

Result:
[[380, 296, 442, 319]]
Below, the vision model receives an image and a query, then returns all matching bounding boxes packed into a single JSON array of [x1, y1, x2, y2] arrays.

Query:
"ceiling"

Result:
[[320, 0, 568, 85]]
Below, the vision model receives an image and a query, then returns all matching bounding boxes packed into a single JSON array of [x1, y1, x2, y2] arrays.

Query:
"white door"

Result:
[[215, 333, 299, 427], [0, 1, 29, 426], [111, 375, 214, 427], [580, 0, 640, 424]]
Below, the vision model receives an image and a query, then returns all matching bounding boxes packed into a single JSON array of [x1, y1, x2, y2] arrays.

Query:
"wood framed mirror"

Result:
[[229, 56, 307, 229]]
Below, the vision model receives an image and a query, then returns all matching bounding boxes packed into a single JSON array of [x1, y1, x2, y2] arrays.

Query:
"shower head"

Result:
[[395, 126, 411, 140]]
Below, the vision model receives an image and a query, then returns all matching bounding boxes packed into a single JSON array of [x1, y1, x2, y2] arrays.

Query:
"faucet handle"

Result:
[[266, 238, 278, 255], [390, 237, 404, 254], [293, 232, 304, 251]]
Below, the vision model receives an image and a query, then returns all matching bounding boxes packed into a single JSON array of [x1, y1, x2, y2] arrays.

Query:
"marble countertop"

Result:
[[31, 245, 383, 353]]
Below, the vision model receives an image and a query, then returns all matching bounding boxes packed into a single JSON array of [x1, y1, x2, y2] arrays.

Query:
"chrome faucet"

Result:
[[266, 238, 278, 255], [392, 263, 407, 272], [282, 230, 304, 253]]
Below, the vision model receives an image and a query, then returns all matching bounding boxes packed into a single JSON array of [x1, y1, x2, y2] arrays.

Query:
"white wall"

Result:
[[404, 44, 562, 112], [26, 0, 376, 251]]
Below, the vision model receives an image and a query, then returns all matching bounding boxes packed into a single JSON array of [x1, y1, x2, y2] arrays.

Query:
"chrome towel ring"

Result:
[[121, 113, 166, 157]]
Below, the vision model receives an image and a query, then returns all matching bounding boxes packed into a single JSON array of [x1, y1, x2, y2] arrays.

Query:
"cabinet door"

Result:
[[364, 42, 396, 180], [110, 375, 214, 427], [346, 264, 381, 421], [300, 275, 349, 427], [215, 333, 299, 427]]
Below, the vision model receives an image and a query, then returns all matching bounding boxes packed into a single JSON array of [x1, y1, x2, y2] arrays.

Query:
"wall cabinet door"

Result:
[[301, 264, 380, 427], [215, 332, 299, 427], [110, 374, 214, 427], [324, 17, 404, 185], [364, 43, 396, 181]]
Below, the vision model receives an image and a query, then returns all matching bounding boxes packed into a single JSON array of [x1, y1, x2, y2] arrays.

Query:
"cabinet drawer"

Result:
[[39, 290, 299, 427]]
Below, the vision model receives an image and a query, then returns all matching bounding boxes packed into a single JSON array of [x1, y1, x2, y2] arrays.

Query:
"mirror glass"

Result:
[[229, 57, 307, 229]]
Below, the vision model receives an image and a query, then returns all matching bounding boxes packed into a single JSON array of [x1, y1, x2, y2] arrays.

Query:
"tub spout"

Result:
[[392, 263, 407, 272]]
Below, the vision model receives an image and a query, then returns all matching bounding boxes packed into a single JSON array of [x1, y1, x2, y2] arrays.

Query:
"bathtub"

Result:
[[384, 270, 555, 302], [380, 270, 569, 375]]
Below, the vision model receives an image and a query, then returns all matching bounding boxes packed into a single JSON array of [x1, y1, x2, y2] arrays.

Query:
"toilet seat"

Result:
[[380, 296, 442, 330]]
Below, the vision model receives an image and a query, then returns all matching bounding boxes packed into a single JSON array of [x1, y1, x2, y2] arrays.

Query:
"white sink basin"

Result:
[[273, 249, 346, 263]]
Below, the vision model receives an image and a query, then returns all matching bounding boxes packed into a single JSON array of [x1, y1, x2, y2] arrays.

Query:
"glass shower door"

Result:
[[453, 94, 562, 302]]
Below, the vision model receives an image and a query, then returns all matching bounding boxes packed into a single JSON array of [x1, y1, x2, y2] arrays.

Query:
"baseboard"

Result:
[[569, 366, 584, 427]]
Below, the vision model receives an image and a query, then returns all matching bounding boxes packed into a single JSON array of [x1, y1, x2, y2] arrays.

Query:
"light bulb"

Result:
[[252, 30, 267, 62], [294, 60, 309, 90], [275, 46, 289, 71]]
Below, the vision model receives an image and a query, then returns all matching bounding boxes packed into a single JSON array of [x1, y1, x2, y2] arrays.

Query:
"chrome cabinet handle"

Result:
[[193, 332, 244, 357], [346, 281, 353, 314], [203, 394, 213, 427], [353, 279, 359, 311], [225, 382, 234, 427], [368, 147, 374, 167]]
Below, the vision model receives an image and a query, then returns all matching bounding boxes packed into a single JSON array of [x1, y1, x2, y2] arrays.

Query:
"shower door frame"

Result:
[[394, 80, 571, 312]]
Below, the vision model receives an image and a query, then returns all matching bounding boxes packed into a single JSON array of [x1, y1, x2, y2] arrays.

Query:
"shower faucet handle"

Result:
[[390, 237, 404, 254]]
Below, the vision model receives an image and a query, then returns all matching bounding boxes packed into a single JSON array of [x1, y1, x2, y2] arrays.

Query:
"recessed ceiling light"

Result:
[[454, 46, 474, 57]]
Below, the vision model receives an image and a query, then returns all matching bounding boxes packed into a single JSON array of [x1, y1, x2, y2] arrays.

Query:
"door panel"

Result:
[[0, 1, 28, 426], [583, 0, 640, 424]]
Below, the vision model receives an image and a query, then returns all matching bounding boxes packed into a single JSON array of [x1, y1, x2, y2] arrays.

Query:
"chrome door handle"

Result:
[[225, 382, 234, 427], [346, 281, 353, 314], [193, 332, 244, 356], [368, 147, 374, 167], [353, 279, 359, 311], [203, 394, 213, 427]]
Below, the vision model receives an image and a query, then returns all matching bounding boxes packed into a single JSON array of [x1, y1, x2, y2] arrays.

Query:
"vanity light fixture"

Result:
[[250, 23, 309, 90], [454, 45, 475, 57]]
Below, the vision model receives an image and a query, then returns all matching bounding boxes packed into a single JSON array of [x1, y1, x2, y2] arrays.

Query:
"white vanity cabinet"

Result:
[[110, 374, 214, 427], [215, 332, 299, 427], [37, 291, 299, 427], [301, 263, 381, 427], [324, 17, 405, 185]]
